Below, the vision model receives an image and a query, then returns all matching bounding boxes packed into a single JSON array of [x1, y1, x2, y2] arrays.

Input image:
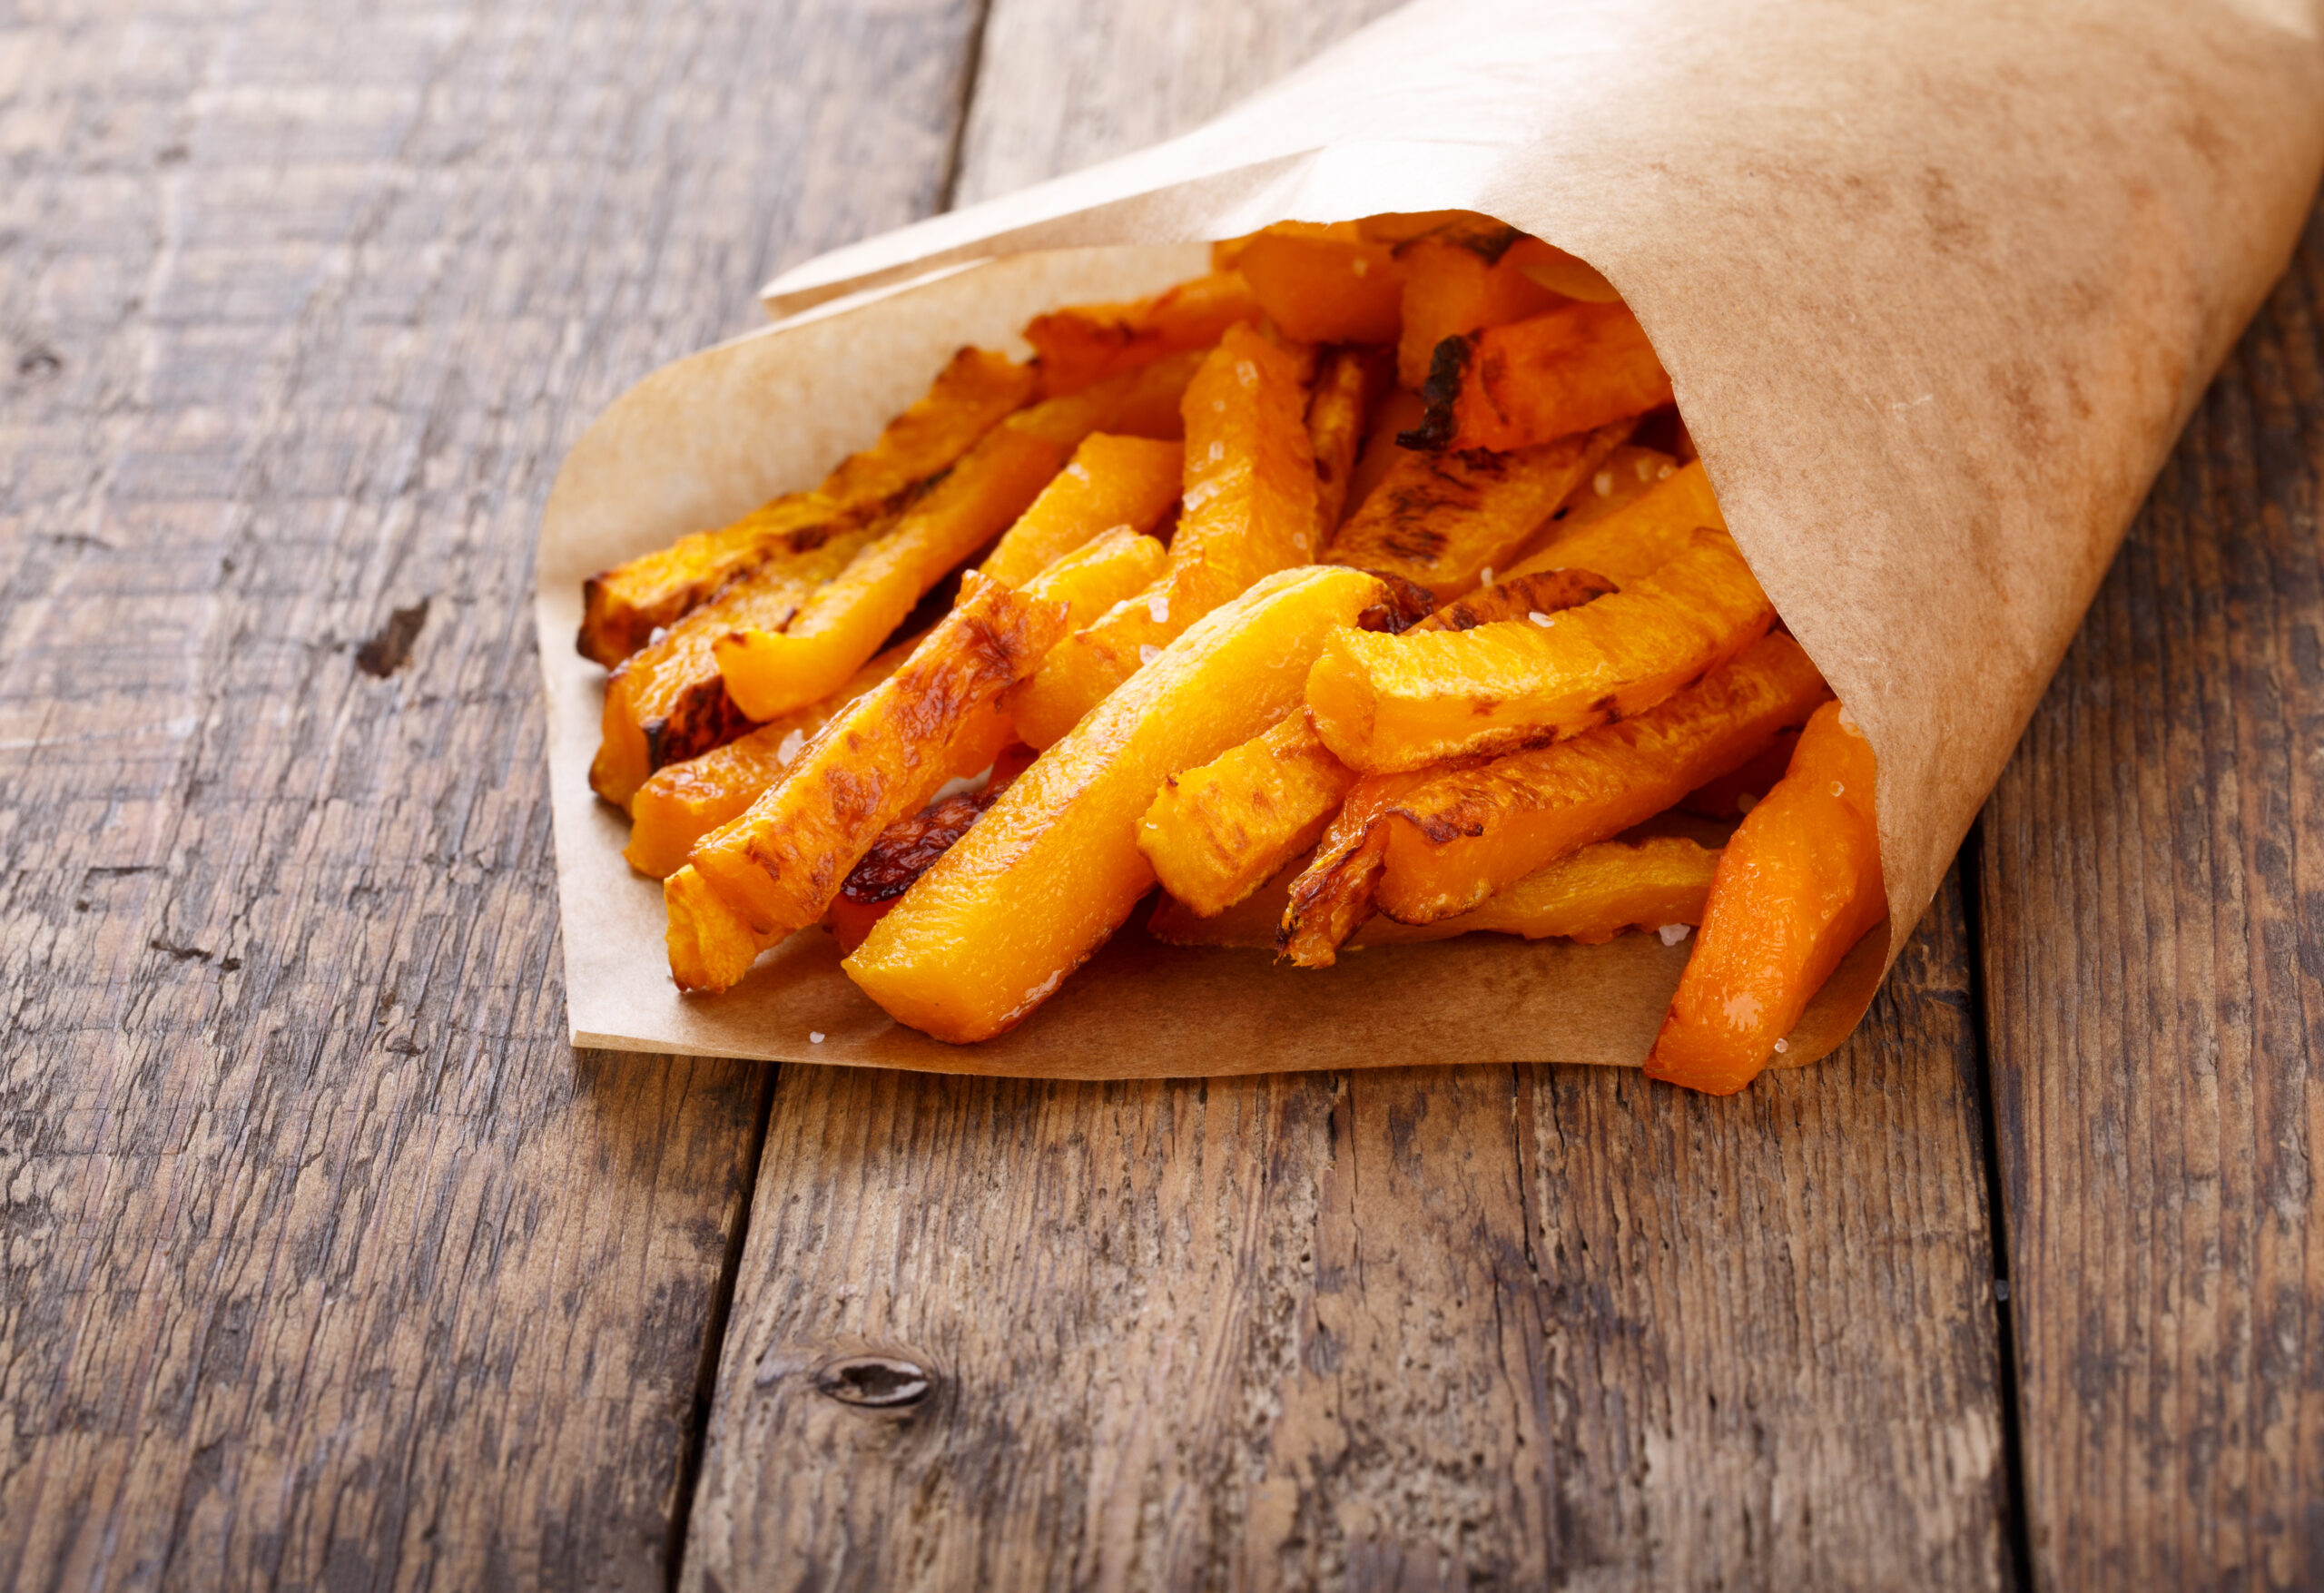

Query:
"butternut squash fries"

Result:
[[576, 211, 1896, 1093]]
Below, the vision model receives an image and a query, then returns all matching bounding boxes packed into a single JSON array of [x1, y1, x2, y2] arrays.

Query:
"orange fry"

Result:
[[1237, 230, 1405, 345], [1285, 632, 1827, 964], [1512, 457, 1725, 587], [1024, 271, 1262, 397], [578, 347, 1033, 665], [674, 571, 1068, 992], [1403, 300, 1672, 455], [1307, 347, 1384, 536], [980, 433, 1183, 586], [714, 424, 1061, 722], [1645, 701, 1885, 1094], [845, 565, 1384, 1043], [1394, 223, 1566, 388], [1306, 526, 1774, 772], [1324, 419, 1630, 598], [1010, 323, 1319, 748], [1153, 835, 1720, 949]]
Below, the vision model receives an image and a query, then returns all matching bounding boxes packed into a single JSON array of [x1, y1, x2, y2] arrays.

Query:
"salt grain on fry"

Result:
[[1139, 644, 1160, 665], [1528, 611, 1555, 627], [809, 1031, 825, 1044], [1657, 923, 1692, 946], [776, 727, 806, 765], [1593, 470, 1614, 497]]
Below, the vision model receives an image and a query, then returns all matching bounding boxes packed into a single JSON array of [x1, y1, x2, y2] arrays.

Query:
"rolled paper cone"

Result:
[[537, 0, 2324, 1075]]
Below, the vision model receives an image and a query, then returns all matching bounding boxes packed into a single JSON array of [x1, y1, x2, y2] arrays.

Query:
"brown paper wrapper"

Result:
[[537, 0, 2324, 1076]]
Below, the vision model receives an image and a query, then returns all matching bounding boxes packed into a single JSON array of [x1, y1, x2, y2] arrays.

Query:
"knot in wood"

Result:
[[815, 1355, 932, 1409]]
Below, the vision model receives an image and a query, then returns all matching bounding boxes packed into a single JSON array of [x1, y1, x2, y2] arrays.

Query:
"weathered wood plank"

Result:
[[685, 881, 2007, 1588], [0, 0, 982, 1586], [1980, 195, 2324, 1588]]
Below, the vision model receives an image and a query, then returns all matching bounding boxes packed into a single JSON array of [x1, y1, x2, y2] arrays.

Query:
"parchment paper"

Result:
[[537, 0, 2324, 1076]]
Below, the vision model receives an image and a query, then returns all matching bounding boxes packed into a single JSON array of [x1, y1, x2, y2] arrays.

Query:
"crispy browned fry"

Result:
[[824, 790, 1000, 956], [1139, 568, 1609, 917], [589, 526, 879, 809], [1646, 701, 1884, 1095], [1307, 526, 1773, 772], [1307, 347, 1385, 536], [1137, 712, 1356, 917], [1512, 457, 1725, 587], [1237, 229, 1405, 344], [980, 433, 1182, 587], [1548, 444, 1679, 535], [578, 347, 1034, 665], [844, 565, 1385, 1042], [1151, 836, 1720, 949], [1402, 301, 1672, 455], [673, 571, 1065, 991], [1324, 419, 1631, 597], [622, 642, 911, 879], [1285, 633, 1827, 964], [1393, 223, 1566, 388], [1010, 323, 1319, 748], [714, 424, 1063, 722], [1024, 271, 1262, 396]]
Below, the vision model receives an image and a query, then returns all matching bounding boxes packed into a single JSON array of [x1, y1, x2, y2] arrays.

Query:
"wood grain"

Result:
[[0, 0, 982, 1585], [684, 879, 2008, 1589], [1981, 196, 2324, 1588]]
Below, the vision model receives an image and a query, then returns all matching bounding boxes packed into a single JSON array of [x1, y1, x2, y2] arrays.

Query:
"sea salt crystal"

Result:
[[1293, 532, 1310, 552], [1066, 461, 1091, 481], [1528, 611, 1555, 627], [776, 728, 806, 765], [809, 1031, 825, 1044], [1636, 457, 1658, 481], [1147, 593, 1169, 624], [1236, 359, 1259, 387], [1206, 440, 1226, 464], [1657, 923, 1692, 947], [1830, 781, 1846, 797], [647, 626, 668, 645], [1593, 471, 1614, 497], [1139, 644, 1160, 666], [1773, 1038, 1789, 1055], [1656, 462, 1675, 479], [1837, 703, 1860, 733], [1479, 566, 1493, 587]]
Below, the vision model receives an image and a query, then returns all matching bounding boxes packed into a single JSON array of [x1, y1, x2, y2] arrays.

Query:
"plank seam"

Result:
[[937, 0, 998, 212], [1960, 820, 2039, 1593]]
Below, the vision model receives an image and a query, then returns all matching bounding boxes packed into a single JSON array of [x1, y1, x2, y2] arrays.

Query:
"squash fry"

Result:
[[1681, 727, 1800, 819], [589, 526, 878, 809], [980, 433, 1183, 586], [844, 565, 1385, 1042], [1402, 301, 1672, 454], [1341, 387, 1428, 525], [674, 570, 1069, 992], [1324, 419, 1630, 597], [623, 643, 910, 879], [1307, 526, 1774, 772], [1307, 347, 1384, 536], [1137, 712, 1356, 918], [1010, 324, 1320, 748], [1002, 351, 1204, 449], [1394, 224, 1567, 388], [1646, 701, 1884, 1094], [714, 424, 1063, 722], [1152, 836, 1720, 949], [825, 790, 1000, 956], [1024, 271, 1263, 396], [1548, 444, 1679, 535], [579, 347, 1034, 665], [1237, 231, 1405, 345], [1512, 457, 1725, 587], [1285, 632, 1827, 964], [1144, 567, 1610, 918]]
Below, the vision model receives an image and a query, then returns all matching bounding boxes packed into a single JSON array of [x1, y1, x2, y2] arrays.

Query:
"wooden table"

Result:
[[2, 0, 2316, 1586]]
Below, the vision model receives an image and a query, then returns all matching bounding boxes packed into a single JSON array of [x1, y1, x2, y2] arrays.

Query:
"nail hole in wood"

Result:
[[815, 1356, 931, 1409]]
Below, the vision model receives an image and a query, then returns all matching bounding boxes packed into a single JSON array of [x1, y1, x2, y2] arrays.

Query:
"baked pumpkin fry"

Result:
[[1403, 300, 1672, 454], [1307, 347, 1383, 536], [1024, 271, 1263, 396], [1284, 631, 1827, 964], [714, 424, 1063, 722], [589, 526, 879, 809], [1646, 701, 1885, 1094], [578, 347, 1035, 665], [1010, 324, 1320, 748], [1307, 526, 1775, 772], [1393, 225, 1567, 388], [1152, 835, 1721, 949], [980, 433, 1183, 586], [1236, 230, 1405, 345], [1512, 457, 1725, 587], [674, 570, 1070, 991], [844, 565, 1385, 1043], [1324, 419, 1631, 597], [623, 643, 910, 879], [1141, 567, 1611, 919]]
